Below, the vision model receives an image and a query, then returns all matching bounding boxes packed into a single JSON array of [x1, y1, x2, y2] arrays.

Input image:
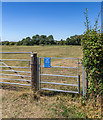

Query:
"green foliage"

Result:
[[2, 41, 10, 45], [59, 39, 66, 45], [66, 35, 82, 45], [2, 34, 83, 46], [9, 41, 15, 45], [81, 8, 103, 96], [51, 102, 86, 118]]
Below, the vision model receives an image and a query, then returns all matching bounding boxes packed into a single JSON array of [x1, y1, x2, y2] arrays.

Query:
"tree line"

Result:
[[1, 34, 83, 46]]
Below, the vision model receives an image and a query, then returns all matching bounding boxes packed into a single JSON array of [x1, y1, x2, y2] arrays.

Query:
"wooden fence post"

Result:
[[31, 52, 38, 92]]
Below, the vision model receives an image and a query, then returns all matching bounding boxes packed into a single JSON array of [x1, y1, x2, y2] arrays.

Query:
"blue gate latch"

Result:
[[44, 57, 51, 68]]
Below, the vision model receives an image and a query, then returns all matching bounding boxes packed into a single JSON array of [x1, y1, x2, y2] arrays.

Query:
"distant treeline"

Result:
[[1, 34, 83, 46]]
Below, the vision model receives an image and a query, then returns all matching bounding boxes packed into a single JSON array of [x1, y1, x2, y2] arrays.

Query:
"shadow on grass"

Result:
[[1, 84, 80, 98], [0, 84, 29, 91], [38, 90, 80, 98]]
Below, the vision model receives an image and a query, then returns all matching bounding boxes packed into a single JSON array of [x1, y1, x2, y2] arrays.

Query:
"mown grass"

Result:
[[1, 45, 101, 118]]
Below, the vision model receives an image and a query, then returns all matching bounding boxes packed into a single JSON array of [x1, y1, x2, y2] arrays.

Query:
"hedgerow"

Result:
[[81, 8, 103, 97]]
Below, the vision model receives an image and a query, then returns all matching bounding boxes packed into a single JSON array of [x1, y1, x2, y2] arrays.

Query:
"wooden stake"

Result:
[[31, 52, 38, 91]]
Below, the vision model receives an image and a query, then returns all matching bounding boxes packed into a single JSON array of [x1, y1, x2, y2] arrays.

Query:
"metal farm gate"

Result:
[[0, 52, 31, 87], [0, 52, 86, 96], [38, 57, 80, 94]]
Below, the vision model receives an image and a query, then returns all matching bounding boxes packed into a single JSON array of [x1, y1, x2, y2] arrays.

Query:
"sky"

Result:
[[2, 2, 101, 41]]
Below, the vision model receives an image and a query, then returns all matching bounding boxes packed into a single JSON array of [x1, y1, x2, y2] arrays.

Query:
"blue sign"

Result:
[[44, 57, 51, 68]]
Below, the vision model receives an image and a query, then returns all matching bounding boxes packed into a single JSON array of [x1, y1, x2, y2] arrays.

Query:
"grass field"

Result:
[[1, 45, 101, 118]]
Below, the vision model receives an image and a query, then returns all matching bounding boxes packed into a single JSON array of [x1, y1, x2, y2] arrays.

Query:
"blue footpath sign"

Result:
[[44, 57, 51, 68]]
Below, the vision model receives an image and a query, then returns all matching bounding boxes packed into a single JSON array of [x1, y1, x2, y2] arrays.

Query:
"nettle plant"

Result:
[[81, 8, 103, 97]]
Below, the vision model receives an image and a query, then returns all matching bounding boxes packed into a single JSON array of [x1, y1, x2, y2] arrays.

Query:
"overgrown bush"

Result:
[[81, 8, 103, 97]]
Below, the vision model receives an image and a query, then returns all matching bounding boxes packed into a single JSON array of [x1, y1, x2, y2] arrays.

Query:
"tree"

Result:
[[9, 42, 15, 45], [5, 41, 9, 45], [59, 39, 66, 45], [48, 35, 54, 41], [39, 35, 47, 45], [69, 35, 82, 45], [22, 37, 32, 46], [16, 41, 22, 45], [32, 36, 37, 45], [66, 37, 71, 45], [35, 34, 39, 41], [48, 35, 55, 45]]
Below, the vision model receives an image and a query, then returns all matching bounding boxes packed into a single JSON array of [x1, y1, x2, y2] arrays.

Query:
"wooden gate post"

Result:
[[31, 52, 38, 92]]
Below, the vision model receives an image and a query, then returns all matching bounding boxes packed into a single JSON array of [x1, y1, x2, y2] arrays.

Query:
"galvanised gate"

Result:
[[0, 52, 86, 96], [0, 52, 31, 87], [38, 57, 80, 94]]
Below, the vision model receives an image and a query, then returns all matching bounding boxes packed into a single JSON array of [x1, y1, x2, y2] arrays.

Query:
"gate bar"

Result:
[[0, 73, 31, 78], [0, 59, 30, 61], [1, 70, 31, 73], [0, 60, 31, 83], [39, 57, 78, 60], [41, 81, 78, 86], [40, 74, 78, 78], [0, 52, 32, 54], [77, 59, 80, 94], [78, 75, 80, 94], [40, 65, 77, 69], [0, 82, 31, 86], [0, 78, 31, 82], [41, 88, 78, 94], [0, 66, 30, 69], [82, 65, 85, 96]]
